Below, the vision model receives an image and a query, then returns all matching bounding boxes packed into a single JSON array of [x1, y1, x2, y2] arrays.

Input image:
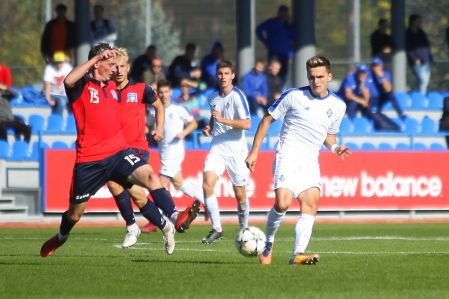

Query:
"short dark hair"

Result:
[[55, 4, 67, 11], [306, 55, 331, 73], [378, 18, 388, 26], [409, 14, 421, 25], [157, 79, 172, 90], [88, 43, 113, 60], [185, 43, 196, 51], [216, 60, 235, 73]]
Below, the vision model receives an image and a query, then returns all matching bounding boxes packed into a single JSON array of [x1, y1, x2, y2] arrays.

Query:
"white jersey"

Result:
[[208, 87, 250, 155], [268, 86, 346, 153], [43, 62, 73, 97], [149, 103, 194, 161]]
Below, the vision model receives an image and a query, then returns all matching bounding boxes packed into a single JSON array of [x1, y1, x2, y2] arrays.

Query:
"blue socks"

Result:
[[114, 191, 136, 226], [139, 200, 166, 229]]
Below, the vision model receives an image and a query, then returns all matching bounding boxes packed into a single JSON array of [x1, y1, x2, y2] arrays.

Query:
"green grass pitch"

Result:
[[1, 222, 449, 299]]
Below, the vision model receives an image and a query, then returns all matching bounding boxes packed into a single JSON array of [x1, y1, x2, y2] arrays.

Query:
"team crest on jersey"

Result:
[[110, 90, 118, 100], [327, 108, 333, 118], [127, 93, 138, 103]]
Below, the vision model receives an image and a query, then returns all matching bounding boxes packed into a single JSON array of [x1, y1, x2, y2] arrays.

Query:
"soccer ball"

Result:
[[235, 226, 266, 257]]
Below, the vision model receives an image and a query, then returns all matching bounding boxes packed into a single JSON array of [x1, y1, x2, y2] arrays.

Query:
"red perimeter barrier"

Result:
[[42, 150, 449, 212]]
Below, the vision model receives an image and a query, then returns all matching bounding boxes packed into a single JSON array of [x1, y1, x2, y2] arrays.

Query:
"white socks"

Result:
[[180, 181, 204, 205], [127, 223, 139, 232], [205, 195, 222, 232], [265, 207, 286, 243], [237, 200, 250, 229], [294, 214, 315, 255]]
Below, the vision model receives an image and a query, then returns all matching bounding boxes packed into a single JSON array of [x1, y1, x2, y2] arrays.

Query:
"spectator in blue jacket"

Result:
[[201, 41, 224, 88], [241, 58, 268, 116], [367, 57, 406, 120], [337, 64, 370, 119], [406, 14, 432, 95], [256, 5, 298, 83]]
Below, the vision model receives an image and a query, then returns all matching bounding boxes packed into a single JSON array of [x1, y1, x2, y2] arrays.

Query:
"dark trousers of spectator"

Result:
[[346, 101, 399, 131], [372, 93, 405, 119], [0, 117, 32, 143], [268, 51, 289, 83], [248, 96, 269, 117]]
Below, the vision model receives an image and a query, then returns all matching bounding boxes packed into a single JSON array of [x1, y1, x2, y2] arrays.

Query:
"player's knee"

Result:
[[67, 211, 82, 223], [274, 202, 289, 213]]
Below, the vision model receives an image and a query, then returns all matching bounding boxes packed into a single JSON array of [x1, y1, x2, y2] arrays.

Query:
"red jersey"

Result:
[[66, 75, 128, 163], [117, 80, 158, 151]]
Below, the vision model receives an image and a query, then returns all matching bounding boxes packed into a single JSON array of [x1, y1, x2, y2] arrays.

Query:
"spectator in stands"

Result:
[[370, 18, 393, 58], [143, 57, 166, 91], [168, 43, 201, 88], [265, 59, 284, 108], [201, 41, 224, 88], [367, 57, 406, 120], [0, 64, 13, 89], [241, 58, 269, 116], [406, 14, 432, 95], [338, 64, 400, 131], [338, 64, 370, 120], [370, 18, 393, 71], [130, 45, 157, 83], [40, 4, 76, 63], [256, 5, 298, 83], [175, 78, 208, 130], [446, 26, 449, 56], [0, 85, 31, 144], [90, 4, 117, 47], [43, 51, 73, 116]]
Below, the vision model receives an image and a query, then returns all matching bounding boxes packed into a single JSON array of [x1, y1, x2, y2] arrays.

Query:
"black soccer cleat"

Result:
[[201, 229, 224, 244]]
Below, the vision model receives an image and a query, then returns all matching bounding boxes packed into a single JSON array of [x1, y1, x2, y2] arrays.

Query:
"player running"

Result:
[[108, 48, 200, 248], [141, 80, 203, 233], [201, 60, 251, 244], [246, 55, 351, 265], [40, 44, 177, 257]]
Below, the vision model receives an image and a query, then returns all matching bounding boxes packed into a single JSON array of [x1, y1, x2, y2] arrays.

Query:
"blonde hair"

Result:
[[116, 47, 129, 64], [306, 55, 331, 72]]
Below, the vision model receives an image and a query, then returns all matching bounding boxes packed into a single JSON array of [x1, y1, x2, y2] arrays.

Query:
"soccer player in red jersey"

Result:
[[40, 43, 177, 257], [107, 48, 200, 248]]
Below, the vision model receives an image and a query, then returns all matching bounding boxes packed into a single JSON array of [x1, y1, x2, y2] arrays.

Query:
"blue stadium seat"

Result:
[[46, 114, 64, 133], [10, 141, 30, 160], [345, 142, 359, 151], [28, 114, 46, 133], [395, 143, 410, 150], [0, 141, 11, 158], [171, 88, 181, 100], [421, 117, 437, 134], [248, 116, 261, 135], [28, 141, 49, 161], [378, 142, 394, 150], [412, 143, 427, 150], [339, 117, 354, 134], [390, 118, 406, 132], [410, 92, 429, 109], [268, 120, 282, 135], [404, 118, 420, 134], [352, 117, 373, 134], [21, 85, 48, 106], [51, 141, 69, 149], [64, 114, 77, 134], [395, 92, 412, 109], [430, 143, 445, 150], [427, 92, 444, 110], [361, 142, 376, 150], [199, 140, 211, 150]]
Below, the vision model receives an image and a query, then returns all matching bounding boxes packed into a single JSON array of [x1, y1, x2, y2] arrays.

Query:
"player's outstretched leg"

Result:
[[161, 220, 176, 254], [258, 242, 273, 265], [202, 229, 224, 245], [40, 234, 68, 257], [40, 210, 78, 257], [175, 199, 201, 233]]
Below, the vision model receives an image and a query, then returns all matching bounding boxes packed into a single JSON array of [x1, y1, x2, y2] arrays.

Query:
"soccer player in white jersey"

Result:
[[148, 79, 203, 214], [246, 56, 351, 265], [201, 60, 251, 244]]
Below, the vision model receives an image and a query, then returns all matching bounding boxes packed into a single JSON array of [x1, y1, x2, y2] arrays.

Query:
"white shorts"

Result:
[[273, 149, 321, 198], [160, 155, 183, 178], [203, 151, 249, 186]]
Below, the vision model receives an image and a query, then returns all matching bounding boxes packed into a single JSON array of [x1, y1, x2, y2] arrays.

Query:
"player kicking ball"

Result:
[[107, 49, 200, 248], [141, 80, 203, 233], [246, 56, 351, 265]]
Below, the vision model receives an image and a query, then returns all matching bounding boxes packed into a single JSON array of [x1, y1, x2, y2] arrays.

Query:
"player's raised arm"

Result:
[[177, 119, 198, 140], [64, 48, 117, 88], [246, 114, 274, 172], [323, 133, 351, 160]]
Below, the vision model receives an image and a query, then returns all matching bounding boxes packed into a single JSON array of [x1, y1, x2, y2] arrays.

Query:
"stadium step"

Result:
[[0, 205, 29, 216], [0, 196, 15, 207]]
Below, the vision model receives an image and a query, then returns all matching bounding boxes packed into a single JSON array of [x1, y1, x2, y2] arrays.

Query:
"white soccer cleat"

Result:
[[162, 221, 176, 255], [122, 225, 141, 248]]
